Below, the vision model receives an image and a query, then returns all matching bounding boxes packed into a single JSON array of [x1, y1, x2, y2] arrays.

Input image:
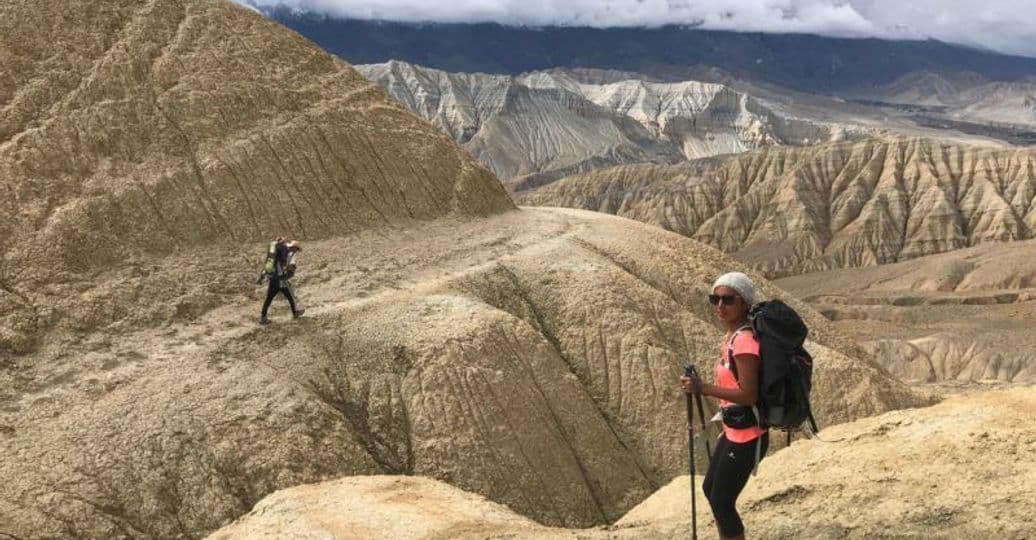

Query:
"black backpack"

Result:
[[728, 299, 819, 435]]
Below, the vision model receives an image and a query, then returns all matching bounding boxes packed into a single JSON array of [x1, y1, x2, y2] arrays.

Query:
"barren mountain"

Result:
[[0, 1, 923, 537], [211, 386, 1036, 539], [357, 61, 866, 189], [855, 71, 1036, 130], [521, 138, 1036, 277], [775, 239, 1036, 384]]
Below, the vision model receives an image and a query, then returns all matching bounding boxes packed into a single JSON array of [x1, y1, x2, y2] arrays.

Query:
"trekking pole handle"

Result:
[[683, 364, 703, 393]]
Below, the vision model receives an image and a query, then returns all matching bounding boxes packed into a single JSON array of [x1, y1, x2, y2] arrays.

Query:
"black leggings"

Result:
[[702, 432, 769, 538], [261, 277, 297, 317]]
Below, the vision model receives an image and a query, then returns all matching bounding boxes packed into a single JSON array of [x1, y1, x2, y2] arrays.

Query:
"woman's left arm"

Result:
[[704, 354, 760, 405]]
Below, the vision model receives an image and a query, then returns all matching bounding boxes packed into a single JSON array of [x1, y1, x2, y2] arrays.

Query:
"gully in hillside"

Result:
[[681, 272, 768, 540]]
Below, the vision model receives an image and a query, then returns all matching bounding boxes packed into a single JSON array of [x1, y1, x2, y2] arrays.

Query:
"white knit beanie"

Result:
[[712, 272, 755, 306]]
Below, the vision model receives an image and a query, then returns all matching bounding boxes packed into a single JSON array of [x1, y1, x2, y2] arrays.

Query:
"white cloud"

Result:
[[851, 0, 1036, 58], [240, 0, 1036, 58]]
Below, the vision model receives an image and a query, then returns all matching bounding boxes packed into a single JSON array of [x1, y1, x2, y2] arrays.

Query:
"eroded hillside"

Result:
[[210, 386, 1036, 539], [0, 206, 928, 537], [0, 0, 512, 355], [0, 1, 928, 538], [358, 61, 861, 189], [521, 138, 1036, 276], [776, 239, 1036, 384]]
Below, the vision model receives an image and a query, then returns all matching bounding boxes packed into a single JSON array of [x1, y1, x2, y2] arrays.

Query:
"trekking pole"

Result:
[[683, 364, 699, 540], [688, 365, 712, 462]]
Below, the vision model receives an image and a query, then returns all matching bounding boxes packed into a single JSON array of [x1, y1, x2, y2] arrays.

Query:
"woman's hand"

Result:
[[680, 373, 705, 396]]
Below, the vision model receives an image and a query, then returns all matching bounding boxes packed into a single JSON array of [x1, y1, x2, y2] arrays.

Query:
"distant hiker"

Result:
[[681, 271, 768, 540], [258, 237, 304, 324]]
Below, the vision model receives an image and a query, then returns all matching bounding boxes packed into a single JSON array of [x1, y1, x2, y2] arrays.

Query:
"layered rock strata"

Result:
[[522, 138, 1036, 277], [775, 238, 1036, 384]]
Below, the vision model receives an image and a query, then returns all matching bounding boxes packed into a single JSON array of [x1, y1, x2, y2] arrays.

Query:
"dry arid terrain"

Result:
[[521, 138, 1036, 276], [212, 386, 1036, 539], [0, 0, 921, 537], [357, 61, 870, 189], [358, 62, 1026, 192], [2, 1, 1034, 539], [775, 239, 1036, 384], [519, 139, 1036, 386], [850, 70, 1036, 131]]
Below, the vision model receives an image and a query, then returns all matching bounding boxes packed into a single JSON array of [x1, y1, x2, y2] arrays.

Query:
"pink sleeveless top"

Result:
[[715, 329, 766, 443]]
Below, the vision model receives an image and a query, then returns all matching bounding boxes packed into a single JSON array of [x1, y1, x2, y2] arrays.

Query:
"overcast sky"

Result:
[[242, 0, 1036, 59]]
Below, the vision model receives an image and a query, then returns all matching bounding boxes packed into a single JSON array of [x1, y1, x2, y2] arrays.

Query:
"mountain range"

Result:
[[357, 61, 876, 189], [266, 9, 1036, 96]]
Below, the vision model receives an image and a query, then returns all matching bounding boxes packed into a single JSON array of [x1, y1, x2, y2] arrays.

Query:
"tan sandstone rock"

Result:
[[210, 386, 1036, 539], [521, 138, 1036, 277], [776, 239, 1036, 384]]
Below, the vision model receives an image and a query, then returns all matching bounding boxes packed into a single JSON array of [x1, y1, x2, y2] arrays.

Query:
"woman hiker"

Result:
[[681, 271, 768, 540]]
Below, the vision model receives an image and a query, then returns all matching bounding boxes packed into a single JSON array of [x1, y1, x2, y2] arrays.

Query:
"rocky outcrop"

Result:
[[521, 138, 1036, 277], [208, 476, 548, 540], [211, 387, 1036, 539], [357, 61, 859, 187]]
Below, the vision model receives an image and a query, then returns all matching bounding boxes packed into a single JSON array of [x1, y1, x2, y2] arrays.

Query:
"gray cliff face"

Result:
[[357, 61, 858, 186]]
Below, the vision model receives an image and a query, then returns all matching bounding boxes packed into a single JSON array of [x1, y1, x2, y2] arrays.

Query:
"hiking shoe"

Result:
[[293, 309, 306, 319], [259, 316, 270, 325]]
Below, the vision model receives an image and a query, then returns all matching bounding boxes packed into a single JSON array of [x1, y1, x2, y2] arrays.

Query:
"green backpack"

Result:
[[262, 241, 277, 275], [257, 241, 278, 284]]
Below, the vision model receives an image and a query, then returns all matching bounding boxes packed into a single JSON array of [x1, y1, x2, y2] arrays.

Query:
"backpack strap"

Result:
[[726, 324, 753, 381]]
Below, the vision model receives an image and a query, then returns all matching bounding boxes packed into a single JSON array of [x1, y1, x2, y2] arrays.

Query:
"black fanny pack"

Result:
[[721, 405, 759, 429]]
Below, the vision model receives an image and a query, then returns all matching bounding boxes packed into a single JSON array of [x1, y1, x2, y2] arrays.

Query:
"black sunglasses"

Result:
[[708, 294, 738, 306]]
